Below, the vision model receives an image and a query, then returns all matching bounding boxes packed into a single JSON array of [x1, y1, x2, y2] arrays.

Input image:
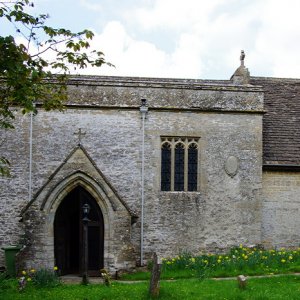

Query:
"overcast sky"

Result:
[[4, 0, 300, 79]]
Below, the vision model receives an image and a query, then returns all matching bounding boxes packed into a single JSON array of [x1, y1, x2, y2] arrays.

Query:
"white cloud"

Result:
[[131, 0, 222, 31], [119, 0, 300, 78], [78, 21, 206, 78], [79, 21, 172, 77], [114, 0, 264, 78], [79, 0, 102, 12], [14, 0, 300, 79], [251, 0, 300, 78]]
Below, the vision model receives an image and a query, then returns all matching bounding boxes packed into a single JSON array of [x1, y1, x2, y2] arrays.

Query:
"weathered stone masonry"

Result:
[[0, 70, 299, 272]]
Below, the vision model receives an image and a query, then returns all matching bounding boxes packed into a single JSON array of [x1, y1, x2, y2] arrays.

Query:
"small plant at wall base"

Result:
[[18, 269, 35, 291], [100, 268, 111, 287], [18, 267, 60, 291], [0, 271, 15, 290], [32, 267, 61, 288]]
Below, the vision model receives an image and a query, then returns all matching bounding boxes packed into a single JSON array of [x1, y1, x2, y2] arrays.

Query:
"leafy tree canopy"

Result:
[[0, 0, 111, 175]]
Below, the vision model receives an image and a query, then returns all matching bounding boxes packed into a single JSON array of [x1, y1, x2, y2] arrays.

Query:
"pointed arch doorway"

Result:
[[54, 186, 104, 275]]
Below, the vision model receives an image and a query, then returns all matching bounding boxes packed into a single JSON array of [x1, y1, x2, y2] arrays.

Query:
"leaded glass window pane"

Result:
[[188, 143, 198, 191], [161, 143, 171, 191], [174, 143, 185, 191]]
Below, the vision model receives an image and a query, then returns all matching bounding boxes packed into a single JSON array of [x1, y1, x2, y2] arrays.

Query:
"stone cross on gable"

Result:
[[74, 128, 86, 145]]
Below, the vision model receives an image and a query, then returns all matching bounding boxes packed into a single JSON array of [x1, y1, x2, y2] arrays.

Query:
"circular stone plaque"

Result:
[[225, 156, 239, 177]]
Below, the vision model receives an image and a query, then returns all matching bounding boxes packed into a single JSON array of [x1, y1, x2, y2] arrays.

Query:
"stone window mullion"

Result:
[[184, 141, 188, 191], [171, 138, 175, 191]]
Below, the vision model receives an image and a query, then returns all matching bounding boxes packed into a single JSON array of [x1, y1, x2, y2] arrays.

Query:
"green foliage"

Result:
[[31, 268, 61, 288], [0, 272, 17, 292], [0, 0, 112, 175], [122, 245, 300, 281], [0, 271, 9, 287], [0, 156, 10, 176], [100, 268, 112, 287], [161, 245, 300, 279], [1, 276, 300, 299]]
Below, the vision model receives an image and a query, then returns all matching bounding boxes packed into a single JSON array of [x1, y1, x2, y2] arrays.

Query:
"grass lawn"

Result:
[[2, 246, 300, 299], [1, 275, 300, 300], [121, 265, 300, 281]]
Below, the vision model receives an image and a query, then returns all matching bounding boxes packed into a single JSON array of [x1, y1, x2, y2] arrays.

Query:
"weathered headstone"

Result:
[[149, 252, 161, 297], [237, 275, 247, 289]]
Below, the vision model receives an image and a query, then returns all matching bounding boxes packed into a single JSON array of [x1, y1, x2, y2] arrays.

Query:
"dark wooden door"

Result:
[[54, 186, 104, 275]]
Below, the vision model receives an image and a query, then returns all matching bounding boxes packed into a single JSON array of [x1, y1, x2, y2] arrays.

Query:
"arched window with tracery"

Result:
[[160, 137, 200, 192]]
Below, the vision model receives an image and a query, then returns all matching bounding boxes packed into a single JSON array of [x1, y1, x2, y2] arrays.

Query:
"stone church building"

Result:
[[0, 54, 299, 275]]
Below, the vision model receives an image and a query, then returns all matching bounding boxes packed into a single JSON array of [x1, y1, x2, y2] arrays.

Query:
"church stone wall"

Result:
[[143, 111, 263, 258], [1, 109, 141, 271], [0, 113, 30, 266], [0, 76, 264, 270], [262, 171, 300, 248]]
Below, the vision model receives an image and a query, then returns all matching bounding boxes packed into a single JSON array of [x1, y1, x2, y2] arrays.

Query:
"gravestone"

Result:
[[237, 275, 247, 289], [149, 252, 161, 297]]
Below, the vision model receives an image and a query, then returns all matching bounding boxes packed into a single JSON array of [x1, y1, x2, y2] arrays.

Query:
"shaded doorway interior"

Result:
[[54, 186, 104, 275]]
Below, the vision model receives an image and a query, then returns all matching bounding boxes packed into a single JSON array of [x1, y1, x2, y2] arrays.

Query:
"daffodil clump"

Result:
[[18, 266, 60, 290], [161, 246, 300, 278]]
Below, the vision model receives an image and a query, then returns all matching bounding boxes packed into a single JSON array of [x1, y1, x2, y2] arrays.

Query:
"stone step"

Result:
[[60, 275, 104, 284]]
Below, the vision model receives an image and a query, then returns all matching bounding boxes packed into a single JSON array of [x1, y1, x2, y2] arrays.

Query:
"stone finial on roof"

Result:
[[240, 50, 245, 67], [230, 50, 250, 85]]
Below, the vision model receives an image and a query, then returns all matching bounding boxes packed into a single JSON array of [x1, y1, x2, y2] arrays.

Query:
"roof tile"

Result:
[[251, 77, 300, 166]]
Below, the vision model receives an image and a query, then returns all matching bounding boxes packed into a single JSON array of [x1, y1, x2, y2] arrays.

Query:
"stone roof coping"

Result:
[[64, 75, 263, 92]]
